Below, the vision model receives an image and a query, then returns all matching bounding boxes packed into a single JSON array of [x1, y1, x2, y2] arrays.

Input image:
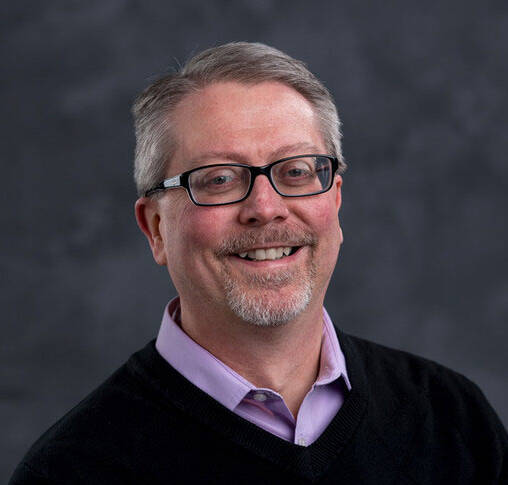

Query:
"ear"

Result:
[[134, 197, 167, 266], [334, 175, 343, 211]]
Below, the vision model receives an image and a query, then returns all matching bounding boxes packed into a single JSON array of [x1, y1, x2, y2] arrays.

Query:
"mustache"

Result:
[[215, 226, 317, 256]]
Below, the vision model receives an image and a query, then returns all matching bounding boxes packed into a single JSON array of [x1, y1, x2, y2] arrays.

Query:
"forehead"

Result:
[[169, 81, 325, 171]]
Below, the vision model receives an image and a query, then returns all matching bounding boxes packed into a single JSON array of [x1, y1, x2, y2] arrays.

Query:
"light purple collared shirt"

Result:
[[155, 297, 351, 446]]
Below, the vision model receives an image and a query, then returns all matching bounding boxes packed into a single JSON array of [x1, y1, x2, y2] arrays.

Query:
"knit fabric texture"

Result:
[[10, 330, 508, 484]]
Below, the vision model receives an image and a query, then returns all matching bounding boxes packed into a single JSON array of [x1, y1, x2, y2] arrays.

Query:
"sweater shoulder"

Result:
[[341, 331, 480, 400], [340, 332, 508, 470], [10, 341, 170, 483]]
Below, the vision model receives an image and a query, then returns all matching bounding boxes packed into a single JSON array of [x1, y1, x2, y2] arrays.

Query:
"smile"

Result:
[[236, 246, 299, 261]]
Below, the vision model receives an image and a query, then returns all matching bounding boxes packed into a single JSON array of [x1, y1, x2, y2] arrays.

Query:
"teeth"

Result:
[[266, 248, 276, 259], [238, 246, 294, 261]]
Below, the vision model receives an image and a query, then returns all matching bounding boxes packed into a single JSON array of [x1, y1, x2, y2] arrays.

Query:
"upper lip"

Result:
[[233, 244, 299, 253]]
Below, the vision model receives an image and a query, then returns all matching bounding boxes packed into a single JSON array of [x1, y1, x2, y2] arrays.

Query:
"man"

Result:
[[11, 42, 507, 484]]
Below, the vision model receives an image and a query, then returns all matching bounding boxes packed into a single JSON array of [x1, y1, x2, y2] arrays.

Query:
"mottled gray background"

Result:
[[2, 0, 507, 480]]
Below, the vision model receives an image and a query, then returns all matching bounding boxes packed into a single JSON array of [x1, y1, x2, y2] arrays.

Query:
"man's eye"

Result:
[[279, 164, 314, 182], [194, 170, 240, 192], [207, 175, 233, 186], [286, 168, 311, 178]]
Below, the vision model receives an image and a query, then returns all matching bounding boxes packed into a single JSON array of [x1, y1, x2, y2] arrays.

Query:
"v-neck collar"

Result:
[[128, 329, 368, 482]]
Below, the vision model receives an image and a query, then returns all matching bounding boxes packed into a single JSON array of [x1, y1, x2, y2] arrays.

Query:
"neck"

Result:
[[179, 298, 324, 418]]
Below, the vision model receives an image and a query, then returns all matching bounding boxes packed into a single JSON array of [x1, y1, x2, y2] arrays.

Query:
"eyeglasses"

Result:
[[144, 154, 339, 206]]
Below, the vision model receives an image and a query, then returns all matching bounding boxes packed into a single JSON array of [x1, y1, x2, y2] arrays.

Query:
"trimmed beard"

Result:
[[215, 225, 318, 327], [221, 257, 317, 327]]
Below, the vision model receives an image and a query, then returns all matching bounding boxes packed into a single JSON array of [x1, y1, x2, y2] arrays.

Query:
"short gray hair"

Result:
[[132, 42, 346, 197]]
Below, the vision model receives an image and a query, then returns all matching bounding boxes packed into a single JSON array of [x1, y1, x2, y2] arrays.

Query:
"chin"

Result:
[[223, 280, 313, 327]]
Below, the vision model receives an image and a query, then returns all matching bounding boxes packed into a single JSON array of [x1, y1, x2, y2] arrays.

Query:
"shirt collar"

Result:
[[317, 308, 352, 390], [155, 297, 351, 412]]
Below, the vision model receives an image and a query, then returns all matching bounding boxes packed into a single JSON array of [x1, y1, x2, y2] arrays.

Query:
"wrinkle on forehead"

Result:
[[169, 81, 325, 172]]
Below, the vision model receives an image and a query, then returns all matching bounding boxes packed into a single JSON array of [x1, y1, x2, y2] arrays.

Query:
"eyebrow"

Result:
[[187, 142, 323, 168], [269, 142, 323, 161]]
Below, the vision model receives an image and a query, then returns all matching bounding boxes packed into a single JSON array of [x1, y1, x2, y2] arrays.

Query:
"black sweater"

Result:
[[10, 331, 508, 484]]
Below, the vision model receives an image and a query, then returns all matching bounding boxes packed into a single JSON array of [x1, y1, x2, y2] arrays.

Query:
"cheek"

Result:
[[308, 198, 340, 234], [162, 205, 229, 290], [172, 204, 230, 254], [306, 199, 342, 263]]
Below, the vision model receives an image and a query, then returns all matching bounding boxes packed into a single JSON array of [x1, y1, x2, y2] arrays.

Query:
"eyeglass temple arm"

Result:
[[144, 175, 182, 197]]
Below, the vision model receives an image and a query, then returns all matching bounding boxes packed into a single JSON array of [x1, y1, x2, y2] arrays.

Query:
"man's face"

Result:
[[139, 81, 343, 326]]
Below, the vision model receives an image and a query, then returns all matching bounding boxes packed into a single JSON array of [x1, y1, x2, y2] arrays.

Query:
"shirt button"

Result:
[[297, 437, 307, 446], [252, 392, 267, 402]]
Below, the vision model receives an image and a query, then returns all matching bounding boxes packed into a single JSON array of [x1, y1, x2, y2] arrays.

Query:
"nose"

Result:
[[237, 174, 290, 226]]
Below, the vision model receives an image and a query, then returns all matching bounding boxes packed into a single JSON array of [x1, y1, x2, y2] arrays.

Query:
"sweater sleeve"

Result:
[[472, 384, 508, 483], [448, 375, 508, 484]]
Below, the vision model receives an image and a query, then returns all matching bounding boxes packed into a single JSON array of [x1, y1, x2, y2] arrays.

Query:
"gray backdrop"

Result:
[[2, 0, 507, 480]]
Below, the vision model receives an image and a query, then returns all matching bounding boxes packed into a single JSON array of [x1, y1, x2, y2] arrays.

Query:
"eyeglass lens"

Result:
[[188, 156, 332, 205]]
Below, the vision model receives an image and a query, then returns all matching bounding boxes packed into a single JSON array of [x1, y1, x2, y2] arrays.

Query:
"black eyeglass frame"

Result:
[[144, 154, 339, 206]]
